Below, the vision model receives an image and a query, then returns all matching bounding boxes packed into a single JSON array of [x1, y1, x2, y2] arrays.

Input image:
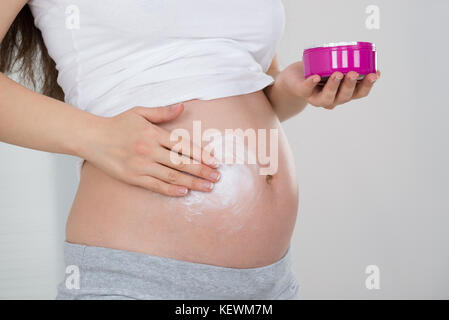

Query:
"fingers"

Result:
[[158, 132, 219, 168], [309, 72, 343, 109], [134, 175, 189, 197], [155, 148, 221, 183], [132, 103, 184, 123], [308, 70, 380, 109], [149, 163, 218, 193], [334, 71, 359, 105], [353, 73, 378, 99]]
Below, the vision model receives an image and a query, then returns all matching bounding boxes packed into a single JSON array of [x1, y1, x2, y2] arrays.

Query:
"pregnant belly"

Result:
[[66, 91, 299, 268]]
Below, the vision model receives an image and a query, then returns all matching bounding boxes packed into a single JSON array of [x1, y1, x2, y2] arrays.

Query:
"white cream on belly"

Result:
[[168, 134, 264, 231]]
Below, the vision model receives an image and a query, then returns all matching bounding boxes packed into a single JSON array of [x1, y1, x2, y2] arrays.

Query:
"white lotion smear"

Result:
[[168, 134, 263, 231]]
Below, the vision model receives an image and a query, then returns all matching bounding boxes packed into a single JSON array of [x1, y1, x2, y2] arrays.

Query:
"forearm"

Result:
[[264, 72, 309, 122], [0, 73, 104, 158]]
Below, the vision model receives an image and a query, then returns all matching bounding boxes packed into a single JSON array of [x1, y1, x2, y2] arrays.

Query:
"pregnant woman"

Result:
[[0, 0, 379, 299]]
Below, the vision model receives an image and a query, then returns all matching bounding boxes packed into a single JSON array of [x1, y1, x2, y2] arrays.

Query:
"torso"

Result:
[[66, 91, 299, 268]]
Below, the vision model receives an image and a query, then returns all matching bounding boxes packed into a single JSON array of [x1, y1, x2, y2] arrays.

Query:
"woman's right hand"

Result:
[[81, 103, 221, 197]]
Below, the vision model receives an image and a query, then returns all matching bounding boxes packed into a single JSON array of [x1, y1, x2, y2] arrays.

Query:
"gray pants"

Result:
[[57, 241, 300, 300]]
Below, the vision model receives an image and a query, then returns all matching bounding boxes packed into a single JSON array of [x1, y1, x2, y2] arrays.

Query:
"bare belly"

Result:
[[66, 91, 299, 268]]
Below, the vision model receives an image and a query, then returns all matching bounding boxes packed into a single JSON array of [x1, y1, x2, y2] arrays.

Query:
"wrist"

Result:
[[274, 73, 308, 109], [275, 71, 304, 100], [273, 72, 310, 120], [67, 113, 109, 160]]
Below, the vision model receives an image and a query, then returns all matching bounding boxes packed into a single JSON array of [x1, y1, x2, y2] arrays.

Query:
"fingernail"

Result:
[[178, 187, 188, 195], [210, 171, 221, 181], [203, 182, 214, 191], [351, 74, 359, 81], [335, 74, 343, 81], [170, 104, 180, 111], [313, 76, 321, 83], [207, 158, 219, 168]]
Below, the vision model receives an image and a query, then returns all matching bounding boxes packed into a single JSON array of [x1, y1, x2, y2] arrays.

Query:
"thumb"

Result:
[[132, 103, 184, 123], [296, 75, 321, 98]]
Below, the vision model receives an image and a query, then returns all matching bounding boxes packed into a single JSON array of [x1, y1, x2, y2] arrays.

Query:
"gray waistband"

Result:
[[58, 241, 299, 300]]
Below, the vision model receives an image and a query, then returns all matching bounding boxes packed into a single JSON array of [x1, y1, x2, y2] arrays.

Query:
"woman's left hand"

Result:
[[278, 61, 380, 110]]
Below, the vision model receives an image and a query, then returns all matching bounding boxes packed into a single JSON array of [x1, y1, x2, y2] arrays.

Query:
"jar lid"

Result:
[[304, 41, 376, 54]]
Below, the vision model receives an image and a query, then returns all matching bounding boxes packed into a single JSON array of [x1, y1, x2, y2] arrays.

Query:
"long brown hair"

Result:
[[0, 4, 64, 100]]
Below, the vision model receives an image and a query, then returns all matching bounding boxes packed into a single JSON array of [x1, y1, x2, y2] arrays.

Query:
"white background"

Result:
[[1, 0, 448, 299]]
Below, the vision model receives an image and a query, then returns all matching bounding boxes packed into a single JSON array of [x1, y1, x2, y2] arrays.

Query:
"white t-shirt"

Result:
[[28, 0, 286, 178]]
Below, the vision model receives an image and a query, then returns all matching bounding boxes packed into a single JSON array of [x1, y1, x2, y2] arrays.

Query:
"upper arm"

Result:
[[266, 53, 282, 79], [0, 0, 28, 42]]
